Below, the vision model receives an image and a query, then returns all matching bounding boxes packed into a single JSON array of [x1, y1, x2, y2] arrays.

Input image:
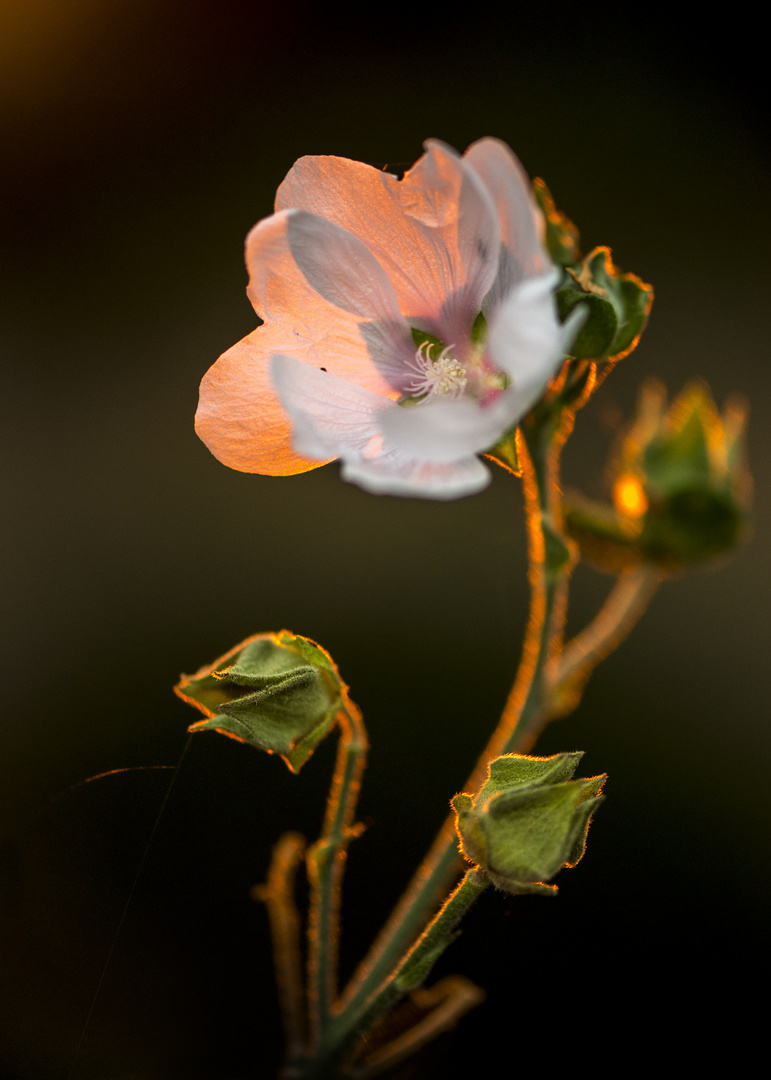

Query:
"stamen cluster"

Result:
[[405, 342, 468, 402]]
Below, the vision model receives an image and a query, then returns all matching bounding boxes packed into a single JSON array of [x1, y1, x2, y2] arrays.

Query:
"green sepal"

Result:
[[640, 489, 744, 566], [484, 424, 521, 477], [557, 287, 617, 360], [480, 752, 583, 798], [471, 310, 488, 346], [452, 752, 606, 896], [175, 632, 346, 773], [557, 248, 653, 363], [533, 178, 581, 267]]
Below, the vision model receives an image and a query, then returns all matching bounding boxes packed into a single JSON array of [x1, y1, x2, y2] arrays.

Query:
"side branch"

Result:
[[253, 832, 308, 1062], [551, 564, 661, 714]]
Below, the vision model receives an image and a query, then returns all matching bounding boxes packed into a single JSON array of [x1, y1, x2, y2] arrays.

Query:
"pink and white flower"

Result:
[[195, 138, 583, 499]]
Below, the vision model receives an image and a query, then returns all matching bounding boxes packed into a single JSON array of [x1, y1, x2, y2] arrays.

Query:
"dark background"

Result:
[[1, 3, 769, 1077]]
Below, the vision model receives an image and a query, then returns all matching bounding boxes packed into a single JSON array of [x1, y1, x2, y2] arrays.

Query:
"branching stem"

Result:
[[338, 411, 572, 1018]]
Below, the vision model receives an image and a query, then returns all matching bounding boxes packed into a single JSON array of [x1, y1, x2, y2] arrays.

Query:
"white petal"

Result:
[[270, 354, 388, 461], [378, 395, 512, 464], [342, 453, 491, 500], [486, 276, 588, 427], [464, 138, 550, 312], [487, 272, 566, 415], [271, 354, 492, 500]]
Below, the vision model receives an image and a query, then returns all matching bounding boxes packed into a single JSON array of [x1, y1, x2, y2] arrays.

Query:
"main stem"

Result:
[[305, 697, 368, 1049], [339, 410, 571, 1018], [308, 871, 490, 1080]]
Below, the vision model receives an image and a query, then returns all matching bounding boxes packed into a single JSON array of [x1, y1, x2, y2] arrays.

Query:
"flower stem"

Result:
[[306, 697, 368, 1047], [252, 832, 307, 1063], [338, 410, 572, 1018], [355, 975, 486, 1079], [544, 563, 662, 726], [304, 871, 489, 1079]]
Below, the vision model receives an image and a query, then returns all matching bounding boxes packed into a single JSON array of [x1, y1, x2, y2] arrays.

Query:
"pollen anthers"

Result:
[[405, 341, 468, 403]]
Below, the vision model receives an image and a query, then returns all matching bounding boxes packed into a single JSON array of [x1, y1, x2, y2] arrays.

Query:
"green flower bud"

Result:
[[452, 753, 606, 896], [174, 631, 346, 772], [556, 247, 654, 365], [564, 380, 751, 572]]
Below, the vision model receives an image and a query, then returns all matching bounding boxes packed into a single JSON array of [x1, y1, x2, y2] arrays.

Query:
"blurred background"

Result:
[[1, 2, 769, 1077]]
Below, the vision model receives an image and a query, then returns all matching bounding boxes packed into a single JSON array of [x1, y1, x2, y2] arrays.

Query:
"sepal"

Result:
[[452, 752, 606, 896], [533, 179, 581, 267], [174, 631, 346, 772]]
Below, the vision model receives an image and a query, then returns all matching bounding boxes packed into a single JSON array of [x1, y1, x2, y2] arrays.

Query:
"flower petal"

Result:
[[464, 137, 550, 314], [196, 327, 328, 475], [271, 355, 491, 499], [246, 209, 411, 395], [487, 272, 570, 419], [275, 141, 500, 349], [270, 353, 388, 462], [378, 395, 512, 465], [343, 453, 490, 500]]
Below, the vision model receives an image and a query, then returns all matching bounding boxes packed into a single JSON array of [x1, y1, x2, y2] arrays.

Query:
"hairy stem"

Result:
[[338, 411, 572, 1018], [355, 975, 486, 1079], [253, 832, 307, 1063], [314, 871, 489, 1079], [306, 698, 368, 1046], [556, 564, 661, 691]]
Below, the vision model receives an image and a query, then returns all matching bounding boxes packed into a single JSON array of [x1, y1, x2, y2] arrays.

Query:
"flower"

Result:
[[195, 138, 583, 499]]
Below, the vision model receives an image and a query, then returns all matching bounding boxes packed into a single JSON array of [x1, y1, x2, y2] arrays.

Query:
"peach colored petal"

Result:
[[245, 210, 410, 397], [464, 137, 549, 314], [275, 141, 499, 347], [196, 327, 329, 476]]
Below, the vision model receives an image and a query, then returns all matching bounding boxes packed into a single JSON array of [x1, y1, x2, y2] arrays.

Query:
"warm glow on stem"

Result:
[[252, 832, 307, 1061], [356, 976, 485, 1079], [338, 412, 575, 1017], [553, 565, 661, 710]]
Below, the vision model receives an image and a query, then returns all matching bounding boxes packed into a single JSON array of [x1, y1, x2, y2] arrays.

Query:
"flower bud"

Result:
[[174, 631, 345, 772], [533, 178, 653, 368], [564, 380, 751, 572], [556, 247, 653, 365], [452, 753, 606, 896]]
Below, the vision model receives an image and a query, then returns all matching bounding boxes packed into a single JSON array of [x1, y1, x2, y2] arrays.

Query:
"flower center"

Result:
[[406, 342, 468, 402]]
